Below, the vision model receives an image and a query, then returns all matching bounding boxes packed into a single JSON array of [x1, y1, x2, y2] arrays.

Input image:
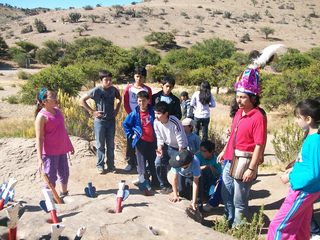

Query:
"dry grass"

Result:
[[0, 117, 34, 138]]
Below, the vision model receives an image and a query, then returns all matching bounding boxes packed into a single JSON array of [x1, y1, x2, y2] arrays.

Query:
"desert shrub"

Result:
[[20, 65, 85, 104], [0, 86, 4, 90], [184, 66, 213, 85], [163, 48, 205, 70], [83, 5, 93, 10], [306, 47, 320, 61], [17, 70, 30, 79], [21, 25, 33, 34], [260, 26, 274, 39], [223, 11, 232, 19], [0, 36, 9, 58], [15, 41, 38, 53], [57, 90, 93, 140], [147, 63, 174, 82], [214, 206, 264, 240], [87, 14, 99, 22], [34, 18, 47, 33], [4, 95, 19, 104], [272, 122, 304, 165], [230, 52, 250, 66], [35, 40, 66, 64], [68, 12, 81, 23], [144, 32, 176, 50], [240, 33, 251, 43], [12, 52, 29, 68]]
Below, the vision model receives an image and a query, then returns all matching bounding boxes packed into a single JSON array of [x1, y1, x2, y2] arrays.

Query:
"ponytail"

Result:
[[34, 87, 48, 118]]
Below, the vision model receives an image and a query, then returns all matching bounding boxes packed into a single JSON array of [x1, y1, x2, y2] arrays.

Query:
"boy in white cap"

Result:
[[182, 117, 200, 154]]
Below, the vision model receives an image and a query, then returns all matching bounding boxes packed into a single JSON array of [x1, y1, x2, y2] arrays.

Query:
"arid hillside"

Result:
[[1, 0, 319, 52]]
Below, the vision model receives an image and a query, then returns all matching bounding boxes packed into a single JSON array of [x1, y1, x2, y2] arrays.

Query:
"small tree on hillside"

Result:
[[144, 32, 176, 50], [69, 12, 81, 23], [260, 27, 275, 39], [87, 14, 99, 23], [0, 37, 9, 58], [34, 18, 47, 33], [75, 27, 84, 36]]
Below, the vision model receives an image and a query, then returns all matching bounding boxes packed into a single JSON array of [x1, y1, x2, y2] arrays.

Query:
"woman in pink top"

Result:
[[35, 88, 74, 196]]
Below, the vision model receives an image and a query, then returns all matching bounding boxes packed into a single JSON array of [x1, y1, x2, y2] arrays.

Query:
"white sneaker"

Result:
[[124, 164, 132, 171], [202, 203, 215, 212]]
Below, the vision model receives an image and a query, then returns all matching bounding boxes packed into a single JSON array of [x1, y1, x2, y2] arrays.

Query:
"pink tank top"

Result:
[[39, 107, 73, 155]]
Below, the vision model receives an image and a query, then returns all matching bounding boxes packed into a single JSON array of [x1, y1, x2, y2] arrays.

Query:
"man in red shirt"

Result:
[[205, 68, 267, 227]]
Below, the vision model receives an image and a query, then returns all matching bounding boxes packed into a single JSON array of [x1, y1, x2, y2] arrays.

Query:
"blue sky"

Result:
[[0, 0, 139, 9]]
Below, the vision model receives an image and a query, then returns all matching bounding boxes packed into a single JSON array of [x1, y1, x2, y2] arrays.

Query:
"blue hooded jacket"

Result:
[[122, 105, 155, 148]]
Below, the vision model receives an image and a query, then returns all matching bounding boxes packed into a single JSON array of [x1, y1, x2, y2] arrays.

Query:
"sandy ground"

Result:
[[1, 0, 320, 52]]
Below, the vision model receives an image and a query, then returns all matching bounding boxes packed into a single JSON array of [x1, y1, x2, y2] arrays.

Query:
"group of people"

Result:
[[35, 63, 320, 239]]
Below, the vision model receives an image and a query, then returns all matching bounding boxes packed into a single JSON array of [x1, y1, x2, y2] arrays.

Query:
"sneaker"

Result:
[[97, 168, 105, 174], [159, 187, 172, 195], [59, 191, 69, 198], [107, 167, 116, 173], [311, 234, 320, 240], [124, 164, 132, 172], [202, 203, 215, 212]]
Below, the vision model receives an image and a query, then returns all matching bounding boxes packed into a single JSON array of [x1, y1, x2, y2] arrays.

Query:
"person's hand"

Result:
[[156, 147, 162, 157], [242, 168, 256, 182], [217, 151, 225, 163], [280, 173, 289, 184], [190, 201, 197, 211], [93, 111, 103, 118], [169, 194, 180, 203], [38, 160, 43, 176]]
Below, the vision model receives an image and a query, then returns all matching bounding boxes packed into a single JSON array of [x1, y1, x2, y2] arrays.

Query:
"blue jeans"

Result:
[[221, 161, 253, 227], [94, 118, 115, 170], [194, 117, 210, 141], [155, 145, 179, 188]]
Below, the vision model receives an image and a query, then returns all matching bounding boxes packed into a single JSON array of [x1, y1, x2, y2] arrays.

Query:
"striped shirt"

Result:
[[154, 115, 188, 149]]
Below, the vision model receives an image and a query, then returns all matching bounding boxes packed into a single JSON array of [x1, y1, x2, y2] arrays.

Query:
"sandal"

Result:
[[59, 191, 69, 198]]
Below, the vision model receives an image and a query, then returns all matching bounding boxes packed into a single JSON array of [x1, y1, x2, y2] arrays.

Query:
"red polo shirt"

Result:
[[224, 107, 267, 160]]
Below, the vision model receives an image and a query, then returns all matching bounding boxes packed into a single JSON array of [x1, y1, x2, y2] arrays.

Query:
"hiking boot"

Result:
[[123, 164, 132, 172]]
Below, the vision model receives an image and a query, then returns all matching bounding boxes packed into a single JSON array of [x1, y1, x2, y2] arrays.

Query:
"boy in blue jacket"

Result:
[[123, 91, 158, 195]]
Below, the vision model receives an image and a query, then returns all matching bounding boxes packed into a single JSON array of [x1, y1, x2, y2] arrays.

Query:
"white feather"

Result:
[[248, 44, 286, 69]]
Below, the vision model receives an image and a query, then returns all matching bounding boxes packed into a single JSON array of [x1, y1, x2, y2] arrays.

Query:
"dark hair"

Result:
[[180, 91, 189, 98], [99, 70, 112, 80], [199, 81, 211, 105], [161, 75, 175, 87], [248, 93, 260, 107], [154, 101, 169, 114], [294, 98, 320, 132], [200, 140, 215, 153], [230, 98, 239, 118], [136, 90, 149, 100], [134, 66, 147, 77]]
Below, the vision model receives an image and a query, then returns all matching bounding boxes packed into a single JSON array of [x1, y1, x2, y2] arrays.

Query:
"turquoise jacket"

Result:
[[289, 133, 320, 193]]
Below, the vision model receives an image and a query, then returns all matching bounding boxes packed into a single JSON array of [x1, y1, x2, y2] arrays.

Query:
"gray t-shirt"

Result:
[[88, 86, 120, 120]]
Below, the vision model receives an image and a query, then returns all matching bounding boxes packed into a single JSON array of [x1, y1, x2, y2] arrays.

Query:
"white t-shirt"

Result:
[[190, 91, 216, 118]]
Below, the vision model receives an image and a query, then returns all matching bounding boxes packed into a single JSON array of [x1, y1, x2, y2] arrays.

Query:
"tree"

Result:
[[251, 0, 258, 7], [15, 41, 38, 53], [260, 27, 275, 39], [0, 37, 9, 58], [144, 32, 176, 50], [35, 40, 66, 64], [87, 14, 99, 23], [68, 12, 81, 23], [75, 27, 84, 36], [34, 18, 47, 33]]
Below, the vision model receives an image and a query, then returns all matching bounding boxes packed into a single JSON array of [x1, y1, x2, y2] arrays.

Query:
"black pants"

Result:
[[126, 138, 136, 166]]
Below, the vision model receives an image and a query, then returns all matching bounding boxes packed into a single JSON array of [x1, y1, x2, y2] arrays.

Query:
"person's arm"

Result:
[[35, 114, 45, 173], [174, 119, 187, 150], [242, 144, 263, 182], [123, 85, 131, 114], [122, 113, 134, 139], [170, 173, 180, 202], [209, 94, 216, 108], [191, 176, 199, 210], [79, 94, 102, 118], [174, 97, 182, 120], [154, 121, 164, 156], [113, 89, 122, 117]]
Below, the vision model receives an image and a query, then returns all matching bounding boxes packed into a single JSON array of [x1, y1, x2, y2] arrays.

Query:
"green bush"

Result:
[[17, 70, 30, 79], [12, 52, 29, 68], [144, 31, 176, 50], [15, 41, 38, 53], [273, 51, 313, 71], [0, 36, 9, 58], [34, 18, 47, 33], [214, 206, 264, 240], [21, 25, 33, 34], [20, 65, 85, 104], [35, 40, 67, 64], [272, 122, 304, 165], [68, 12, 81, 23], [307, 47, 320, 61], [5, 95, 19, 104], [83, 5, 93, 10]]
